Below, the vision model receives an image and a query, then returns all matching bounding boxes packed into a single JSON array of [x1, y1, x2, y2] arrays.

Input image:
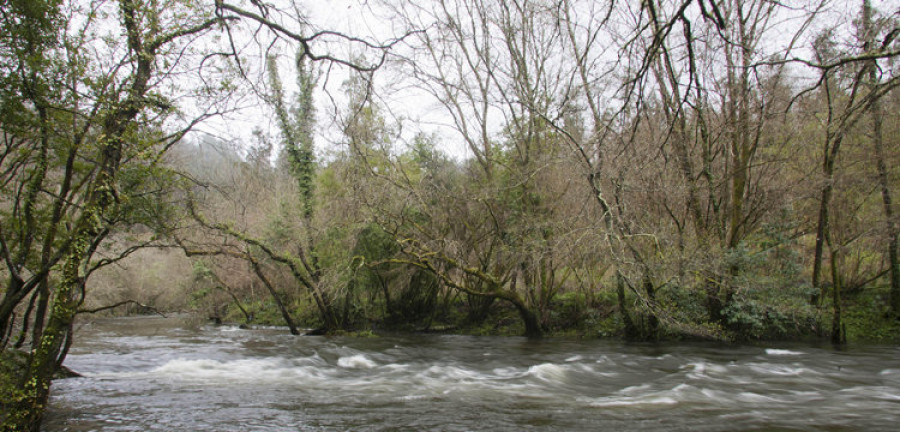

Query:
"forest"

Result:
[[1, 0, 899, 430]]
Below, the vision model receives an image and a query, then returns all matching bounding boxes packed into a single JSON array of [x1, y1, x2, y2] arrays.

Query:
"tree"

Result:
[[374, 0, 579, 337], [1, 1, 237, 428], [861, 0, 900, 316], [806, 1, 900, 343], [0, 0, 409, 428]]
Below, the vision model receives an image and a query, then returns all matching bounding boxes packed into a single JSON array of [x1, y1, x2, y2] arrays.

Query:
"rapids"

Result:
[[44, 316, 900, 431]]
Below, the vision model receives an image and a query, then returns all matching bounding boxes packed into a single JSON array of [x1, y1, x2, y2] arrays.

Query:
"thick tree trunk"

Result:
[[510, 296, 543, 339], [6, 230, 92, 432], [616, 272, 638, 340]]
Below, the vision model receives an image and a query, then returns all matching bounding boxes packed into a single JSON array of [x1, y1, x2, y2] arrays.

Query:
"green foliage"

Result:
[[187, 260, 217, 311], [391, 268, 440, 325], [843, 284, 900, 343], [547, 291, 612, 336], [188, 286, 211, 310], [268, 52, 318, 219], [115, 162, 182, 232], [1, 0, 892, 364], [718, 233, 818, 340], [354, 224, 398, 261], [0, 349, 29, 427], [265, 200, 302, 246]]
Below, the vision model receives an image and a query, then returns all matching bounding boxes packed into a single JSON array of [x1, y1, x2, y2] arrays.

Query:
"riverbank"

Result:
[[203, 283, 900, 344]]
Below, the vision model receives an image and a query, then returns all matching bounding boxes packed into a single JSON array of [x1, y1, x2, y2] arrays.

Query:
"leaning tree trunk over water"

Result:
[[250, 259, 300, 335], [180, 210, 341, 333], [389, 248, 545, 338]]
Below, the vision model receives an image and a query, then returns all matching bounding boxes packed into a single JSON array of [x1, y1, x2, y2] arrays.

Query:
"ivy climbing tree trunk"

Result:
[[7, 0, 151, 424], [263, 50, 344, 332], [1, 0, 232, 429]]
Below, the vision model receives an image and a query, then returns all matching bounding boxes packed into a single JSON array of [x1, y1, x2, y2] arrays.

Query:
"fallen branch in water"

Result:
[[77, 300, 167, 318]]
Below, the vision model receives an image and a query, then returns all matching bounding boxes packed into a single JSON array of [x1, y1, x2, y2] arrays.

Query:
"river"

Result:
[[43, 315, 899, 431]]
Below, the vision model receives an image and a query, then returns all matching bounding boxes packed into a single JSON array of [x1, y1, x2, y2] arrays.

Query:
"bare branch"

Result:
[[77, 300, 167, 317]]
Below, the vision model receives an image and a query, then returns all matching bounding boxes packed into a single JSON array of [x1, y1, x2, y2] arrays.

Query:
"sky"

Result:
[[187, 0, 900, 164], [190, 0, 470, 162]]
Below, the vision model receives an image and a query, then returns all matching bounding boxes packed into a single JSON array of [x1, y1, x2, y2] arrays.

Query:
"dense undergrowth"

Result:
[[203, 281, 898, 343]]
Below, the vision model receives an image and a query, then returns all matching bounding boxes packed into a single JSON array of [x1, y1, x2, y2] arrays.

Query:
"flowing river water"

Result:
[[43, 315, 899, 431]]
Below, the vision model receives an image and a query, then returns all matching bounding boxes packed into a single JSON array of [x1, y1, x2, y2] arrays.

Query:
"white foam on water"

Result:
[[587, 395, 679, 408], [408, 364, 541, 396], [397, 394, 429, 401], [153, 358, 294, 382], [670, 383, 694, 393], [180, 358, 300, 379], [594, 355, 614, 365], [565, 355, 584, 362], [748, 363, 817, 377], [878, 391, 900, 401], [423, 365, 483, 381], [412, 365, 478, 395], [619, 383, 654, 395], [337, 354, 377, 369], [589, 383, 716, 408], [527, 363, 568, 383], [786, 390, 827, 402], [292, 352, 326, 367], [93, 356, 335, 385], [735, 391, 784, 403], [765, 349, 804, 356], [382, 363, 410, 372], [490, 366, 525, 379], [700, 387, 721, 399], [839, 386, 900, 401], [683, 361, 729, 380]]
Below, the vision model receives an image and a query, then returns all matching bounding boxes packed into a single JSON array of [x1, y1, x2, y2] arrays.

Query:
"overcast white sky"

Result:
[[190, 0, 899, 163], [190, 0, 469, 161]]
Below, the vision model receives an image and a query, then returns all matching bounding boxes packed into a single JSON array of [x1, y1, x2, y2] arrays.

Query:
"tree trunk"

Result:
[[509, 295, 543, 339], [6, 230, 92, 431], [0, 279, 27, 349], [812, 180, 833, 307], [830, 249, 846, 345], [616, 272, 638, 339], [873, 89, 900, 316], [643, 276, 660, 338], [863, 0, 900, 316], [250, 260, 300, 335], [705, 276, 725, 324]]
